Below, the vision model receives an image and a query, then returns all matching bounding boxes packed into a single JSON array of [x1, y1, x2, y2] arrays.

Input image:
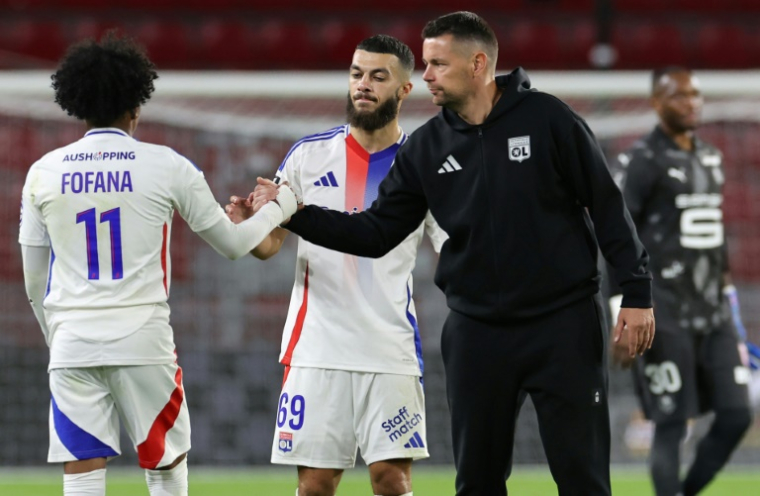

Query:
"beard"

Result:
[[664, 112, 699, 133], [434, 90, 466, 112], [346, 91, 400, 131]]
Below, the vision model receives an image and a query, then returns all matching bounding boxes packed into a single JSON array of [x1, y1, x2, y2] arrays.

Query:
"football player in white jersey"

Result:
[[227, 35, 446, 496], [18, 33, 297, 496]]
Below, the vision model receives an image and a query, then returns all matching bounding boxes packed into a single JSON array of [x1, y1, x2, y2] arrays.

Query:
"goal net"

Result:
[[1, 70, 759, 467]]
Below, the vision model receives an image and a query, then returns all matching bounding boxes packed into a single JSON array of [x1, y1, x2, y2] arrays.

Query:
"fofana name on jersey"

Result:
[[62, 170, 133, 194]]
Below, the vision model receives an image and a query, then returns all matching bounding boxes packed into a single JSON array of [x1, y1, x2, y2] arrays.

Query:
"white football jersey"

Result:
[[275, 125, 447, 376], [19, 128, 225, 369]]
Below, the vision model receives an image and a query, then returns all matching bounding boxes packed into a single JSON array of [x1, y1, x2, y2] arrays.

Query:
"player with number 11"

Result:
[[18, 32, 297, 496]]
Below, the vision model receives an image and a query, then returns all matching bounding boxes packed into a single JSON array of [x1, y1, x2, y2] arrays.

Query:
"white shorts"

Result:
[[48, 363, 190, 469], [271, 367, 429, 469]]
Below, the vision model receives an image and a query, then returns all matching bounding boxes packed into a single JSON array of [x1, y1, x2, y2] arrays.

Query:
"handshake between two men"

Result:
[[224, 177, 655, 366], [225, 177, 300, 225]]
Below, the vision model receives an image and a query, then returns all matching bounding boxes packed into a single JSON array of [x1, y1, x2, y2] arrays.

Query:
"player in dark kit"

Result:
[[610, 67, 754, 496]]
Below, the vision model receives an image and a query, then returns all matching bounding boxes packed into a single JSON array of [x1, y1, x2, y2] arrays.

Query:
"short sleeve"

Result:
[[274, 143, 303, 200], [18, 166, 50, 247]]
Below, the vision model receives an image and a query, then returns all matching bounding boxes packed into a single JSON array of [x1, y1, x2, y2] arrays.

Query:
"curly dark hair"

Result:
[[51, 31, 158, 127]]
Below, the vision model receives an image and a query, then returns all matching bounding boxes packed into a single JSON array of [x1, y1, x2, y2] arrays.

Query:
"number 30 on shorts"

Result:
[[277, 393, 305, 430], [644, 361, 683, 395]]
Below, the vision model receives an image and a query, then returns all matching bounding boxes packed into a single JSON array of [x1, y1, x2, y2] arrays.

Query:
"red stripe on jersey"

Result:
[[345, 134, 370, 213], [161, 223, 168, 295], [281, 365, 291, 389], [282, 263, 309, 365], [137, 367, 184, 469]]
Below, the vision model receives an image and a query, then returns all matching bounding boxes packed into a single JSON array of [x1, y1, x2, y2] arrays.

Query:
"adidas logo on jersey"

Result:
[[438, 155, 463, 174], [313, 171, 339, 187], [403, 431, 426, 449]]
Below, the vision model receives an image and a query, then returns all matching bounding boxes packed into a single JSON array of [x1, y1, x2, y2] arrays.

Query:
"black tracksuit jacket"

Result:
[[287, 68, 652, 323]]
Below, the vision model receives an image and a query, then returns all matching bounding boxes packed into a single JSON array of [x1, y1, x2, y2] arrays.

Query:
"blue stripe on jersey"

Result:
[[364, 142, 401, 209], [747, 341, 760, 371], [51, 395, 119, 459], [45, 247, 55, 299], [277, 125, 347, 171], [406, 283, 424, 380], [84, 130, 129, 138]]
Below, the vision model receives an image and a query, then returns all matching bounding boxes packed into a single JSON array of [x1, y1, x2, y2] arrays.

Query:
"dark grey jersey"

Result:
[[611, 126, 729, 334]]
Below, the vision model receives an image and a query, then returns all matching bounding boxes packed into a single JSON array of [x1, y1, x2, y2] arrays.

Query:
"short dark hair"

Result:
[[422, 11, 498, 63], [52, 31, 158, 127], [651, 66, 692, 95], [356, 34, 415, 76]]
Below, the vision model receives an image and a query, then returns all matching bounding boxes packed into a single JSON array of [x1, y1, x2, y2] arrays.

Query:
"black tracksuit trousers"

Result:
[[441, 295, 611, 496]]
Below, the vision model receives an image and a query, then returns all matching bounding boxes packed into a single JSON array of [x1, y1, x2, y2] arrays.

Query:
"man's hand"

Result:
[[610, 329, 636, 368], [225, 195, 253, 224], [613, 307, 655, 362], [252, 177, 303, 224], [253, 177, 279, 212]]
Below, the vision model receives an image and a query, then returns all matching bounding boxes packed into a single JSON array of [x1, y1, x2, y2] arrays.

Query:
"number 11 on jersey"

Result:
[[76, 207, 124, 280]]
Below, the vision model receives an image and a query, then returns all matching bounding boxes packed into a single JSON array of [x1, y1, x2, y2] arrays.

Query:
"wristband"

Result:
[[275, 186, 299, 219]]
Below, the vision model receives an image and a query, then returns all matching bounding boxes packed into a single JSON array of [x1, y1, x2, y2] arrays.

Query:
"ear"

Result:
[[397, 80, 413, 102], [127, 107, 141, 136], [472, 51, 488, 78]]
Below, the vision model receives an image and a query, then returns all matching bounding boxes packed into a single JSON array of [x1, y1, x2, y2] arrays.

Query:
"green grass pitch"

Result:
[[1, 466, 758, 495]]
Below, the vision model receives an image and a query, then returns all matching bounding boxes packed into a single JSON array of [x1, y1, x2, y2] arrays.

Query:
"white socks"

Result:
[[61, 459, 189, 496], [145, 456, 189, 496], [63, 468, 106, 496]]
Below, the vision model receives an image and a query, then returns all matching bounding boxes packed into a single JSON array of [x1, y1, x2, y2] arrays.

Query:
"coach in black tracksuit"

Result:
[[276, 12, 655, 496]]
